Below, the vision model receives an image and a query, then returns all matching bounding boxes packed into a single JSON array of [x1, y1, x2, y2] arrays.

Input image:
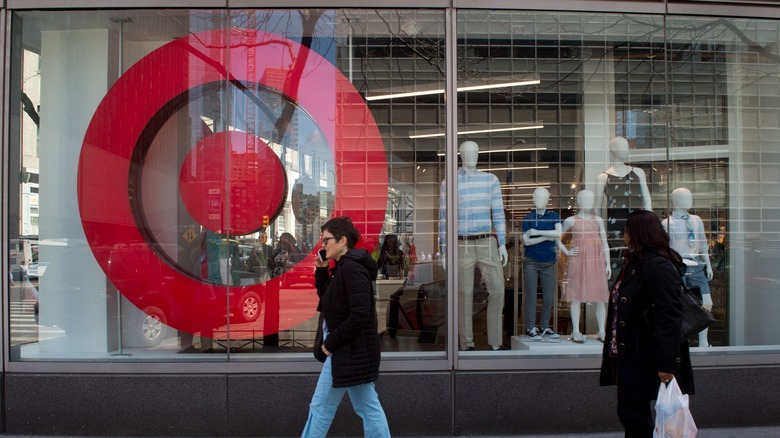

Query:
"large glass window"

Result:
[[7, 9, 447, 361], [6, 6, 780, 364], [454, 11, 780, 355]]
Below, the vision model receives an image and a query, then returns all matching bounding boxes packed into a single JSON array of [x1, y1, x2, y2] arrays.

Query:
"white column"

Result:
[[38, 29, 110, 355]]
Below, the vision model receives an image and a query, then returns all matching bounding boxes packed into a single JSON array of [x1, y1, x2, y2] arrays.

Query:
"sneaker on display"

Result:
[[540, 327, 560, 339], [570, 332, 586, 343], [525, 326, 542, 341]]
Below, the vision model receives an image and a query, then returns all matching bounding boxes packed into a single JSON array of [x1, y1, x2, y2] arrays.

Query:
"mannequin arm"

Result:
[[498, 244, 508, 267], [635, 167, 652, 210], [556, 239, 579, 257], [694, 216, 713, 281], [523, 233, 553, 246], [597, 216, 612, 278], [594, 173, 607, 219]]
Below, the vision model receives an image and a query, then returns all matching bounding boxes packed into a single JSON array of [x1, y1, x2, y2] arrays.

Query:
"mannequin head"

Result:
[[671, 187, 693, 211], [533, 187, 550, 210], [608, 137, 630, 162], [459, 141, 479, 169], [576, 189, 595, 211]]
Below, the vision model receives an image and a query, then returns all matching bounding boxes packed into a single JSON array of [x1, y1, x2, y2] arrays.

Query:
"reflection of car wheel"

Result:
[[139, 306, 167, 347], [238, 291, 262, 322]]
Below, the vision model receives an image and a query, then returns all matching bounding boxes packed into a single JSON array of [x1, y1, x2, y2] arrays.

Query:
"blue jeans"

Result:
[[301, 356, 390, 438], [523, 259, 557, 330]]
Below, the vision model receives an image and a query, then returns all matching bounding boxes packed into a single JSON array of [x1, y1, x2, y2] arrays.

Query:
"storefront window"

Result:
[[7, 9, 447, 360], [6, 6, 780, 363], [454, 11, 780, 355]]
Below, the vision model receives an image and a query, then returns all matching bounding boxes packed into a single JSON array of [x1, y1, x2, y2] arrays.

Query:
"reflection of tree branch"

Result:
[[274, 10, 324, 141], [21, 92, 39, 126]]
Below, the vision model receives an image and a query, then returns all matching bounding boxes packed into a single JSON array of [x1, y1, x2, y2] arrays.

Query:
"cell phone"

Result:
[[317, 248, 328, 262]]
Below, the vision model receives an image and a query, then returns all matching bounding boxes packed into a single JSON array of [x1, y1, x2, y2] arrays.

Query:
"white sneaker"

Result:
[[570, 332, 586, 343], [540, 328, 560, 339], [525, 327, 542, 341]]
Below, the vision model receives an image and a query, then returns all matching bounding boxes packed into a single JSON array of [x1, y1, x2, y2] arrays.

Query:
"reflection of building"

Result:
[[4, 5, 780, 437]]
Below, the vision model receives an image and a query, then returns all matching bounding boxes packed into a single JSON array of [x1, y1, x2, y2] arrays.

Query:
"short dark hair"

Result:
[[321, 216, 360, 249]]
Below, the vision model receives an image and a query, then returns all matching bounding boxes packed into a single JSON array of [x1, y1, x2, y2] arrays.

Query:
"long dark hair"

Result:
[[624, 209, 682, 265]]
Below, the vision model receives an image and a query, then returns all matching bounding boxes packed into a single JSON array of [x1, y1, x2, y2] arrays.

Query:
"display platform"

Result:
[[511, 334, 605, 353]]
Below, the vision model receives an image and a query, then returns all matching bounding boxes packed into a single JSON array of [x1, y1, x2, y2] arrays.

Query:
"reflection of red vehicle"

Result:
[[108, 243, 263, 347], [282, 262, 316, 288]]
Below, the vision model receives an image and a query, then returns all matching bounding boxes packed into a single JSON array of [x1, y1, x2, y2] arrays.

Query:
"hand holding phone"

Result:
[[317, 248, 328, 262]]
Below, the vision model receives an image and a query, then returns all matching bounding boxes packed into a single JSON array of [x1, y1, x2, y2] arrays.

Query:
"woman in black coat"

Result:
[[301, 217, 390, 438], [600, 210, 694, 437]]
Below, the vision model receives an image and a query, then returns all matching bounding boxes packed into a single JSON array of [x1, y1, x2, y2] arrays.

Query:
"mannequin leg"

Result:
[[458, 242, 477, 350], [476, 239, 506, 349], [523, 261, 540, 330], [538, 262, 556, 330], [698, 294, 713, 347], [570, 301, 581, 334], [595, 302, 607, 339]]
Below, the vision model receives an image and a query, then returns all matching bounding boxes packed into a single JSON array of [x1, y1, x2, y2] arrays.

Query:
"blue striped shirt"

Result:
[[439, 168, 507, 249]]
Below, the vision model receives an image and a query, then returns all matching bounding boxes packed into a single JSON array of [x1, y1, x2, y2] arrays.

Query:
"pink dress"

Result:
[[564, 215, 609, 303]]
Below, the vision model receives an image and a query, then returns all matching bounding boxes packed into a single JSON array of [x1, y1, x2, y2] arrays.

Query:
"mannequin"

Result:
[[439, 140, 509, 351], [594, 136, 651, 284], [662, 187, 714, 347], [557, 190, 611, 343], [522, 187, 562, 341]]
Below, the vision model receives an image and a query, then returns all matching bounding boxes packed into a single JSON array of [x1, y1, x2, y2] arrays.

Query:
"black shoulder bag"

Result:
[[642, 262, 715, 342], [679, 282, 715, 342]]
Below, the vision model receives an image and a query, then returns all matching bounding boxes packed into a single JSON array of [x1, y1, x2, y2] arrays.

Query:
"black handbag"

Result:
[[679, 284, 715, 342]]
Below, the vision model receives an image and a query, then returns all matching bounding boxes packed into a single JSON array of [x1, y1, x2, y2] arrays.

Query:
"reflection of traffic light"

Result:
[[262, 215, 270, 229]]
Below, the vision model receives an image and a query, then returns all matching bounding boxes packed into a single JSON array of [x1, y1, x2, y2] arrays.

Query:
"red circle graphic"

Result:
[[179, 131, 287, 236], [77, 29, 388, 336]]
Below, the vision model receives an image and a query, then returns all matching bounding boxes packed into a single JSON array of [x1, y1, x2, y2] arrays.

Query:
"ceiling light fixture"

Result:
[[437, 146, 546, 157], [365, 79, 540, 102], [411, 124, 544, 139]]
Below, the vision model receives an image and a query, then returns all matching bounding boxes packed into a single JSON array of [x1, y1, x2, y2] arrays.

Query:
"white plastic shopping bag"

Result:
[[654, 377, 698, 438]]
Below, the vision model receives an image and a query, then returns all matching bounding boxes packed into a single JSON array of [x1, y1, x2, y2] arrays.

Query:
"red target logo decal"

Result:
[[77, 29, 387, 337]]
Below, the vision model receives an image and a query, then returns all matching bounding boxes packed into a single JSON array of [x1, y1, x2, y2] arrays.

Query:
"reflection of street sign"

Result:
[[182, 227, 198, 244]]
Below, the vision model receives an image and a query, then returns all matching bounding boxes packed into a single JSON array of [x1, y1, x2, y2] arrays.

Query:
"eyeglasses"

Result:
[[322, 236, 337, 245]]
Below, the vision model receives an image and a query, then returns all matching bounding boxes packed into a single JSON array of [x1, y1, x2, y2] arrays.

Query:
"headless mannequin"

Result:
[[662, 187, 714, 347], [557, 190, 610, 342], [522, 188, 562, 339], [439, 141, 509, 351]]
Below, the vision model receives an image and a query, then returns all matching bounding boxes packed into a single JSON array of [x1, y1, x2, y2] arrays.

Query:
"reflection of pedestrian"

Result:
[[377, 234, 404, 279], [600, 210, 694, 437], [302, 217, 390, 438], [268, 232, 300, 279], [711, 223, 727, 273], [229, 241, 242, 286]]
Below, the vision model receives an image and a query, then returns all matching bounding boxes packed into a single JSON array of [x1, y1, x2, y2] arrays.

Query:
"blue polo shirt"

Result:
[[522, 210, 561, 263]]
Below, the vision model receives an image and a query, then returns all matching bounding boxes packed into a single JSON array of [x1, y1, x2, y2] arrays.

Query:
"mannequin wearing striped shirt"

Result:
[[439, 141, 508, 351]]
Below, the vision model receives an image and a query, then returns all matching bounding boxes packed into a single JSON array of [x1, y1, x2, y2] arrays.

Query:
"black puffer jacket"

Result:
[[315, 248, 381, 388], [600, 250, 695, 400]]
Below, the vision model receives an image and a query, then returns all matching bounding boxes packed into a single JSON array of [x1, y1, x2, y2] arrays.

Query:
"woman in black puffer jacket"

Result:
[[301, 217, 390, 438]]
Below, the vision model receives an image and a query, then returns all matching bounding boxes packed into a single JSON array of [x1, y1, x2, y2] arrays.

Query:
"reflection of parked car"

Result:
[[281, 260, 316, 288]]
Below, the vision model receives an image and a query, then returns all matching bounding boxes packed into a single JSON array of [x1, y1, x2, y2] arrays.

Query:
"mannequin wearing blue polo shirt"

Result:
[[522, 188, 562, 340], [662, 187, 713, 348], [439, 141, 509, 351]]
